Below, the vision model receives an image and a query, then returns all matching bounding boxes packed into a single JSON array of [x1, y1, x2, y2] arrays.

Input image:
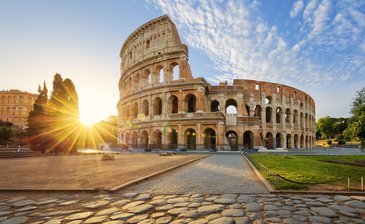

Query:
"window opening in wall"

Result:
[[265, 96, 272, 105], [255, 84, 260, 90]]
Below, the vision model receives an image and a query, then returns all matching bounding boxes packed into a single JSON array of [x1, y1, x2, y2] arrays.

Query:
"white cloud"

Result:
[[290, 0, 304, 18], [149, 0, 365, 89]]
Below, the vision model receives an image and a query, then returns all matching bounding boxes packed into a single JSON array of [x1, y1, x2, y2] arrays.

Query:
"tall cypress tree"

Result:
[[28, 83, 48, 152]]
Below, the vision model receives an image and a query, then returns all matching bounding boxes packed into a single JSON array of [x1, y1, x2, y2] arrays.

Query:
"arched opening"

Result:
[[285, 108, 290, 123], [185, 128, 196, 150], [186, 94, 196, 112], [265, 132, 274, 149], [266, 107, 272, 123], [142, 69, 151, 86], [300, 135, 304, 148], [226, 99, 238, 114], [276, 107, 282, 124], [168, 95, 178, 114], [243, 131, 254, 149], [226, 130, 238, 151], [125, 133, 130, 146], [153, 97, 162, 115], [265, 96, 272, 105], [133, 73, 140, 91], [254, 105, 262, 118], [245, 105, 250, 116], [203, 128, 216, 150], [141, 100, 149, 117], [305, 135, 308, 149], [294, 134, 299, 148], [171, 62, 180, 80], [152, 130, 162, 149], [168, 128, 178, 149], [211, 100, 220, 112], [132, 102, 138, 119], [286, 134, 292, 149], [141, 131, 148, 149], [276, 133, 282, 148], [132, 131, 138, 148]]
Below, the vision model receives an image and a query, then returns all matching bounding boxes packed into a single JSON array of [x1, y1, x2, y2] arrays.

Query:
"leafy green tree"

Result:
[[27, 83, 49, 152], [345, 87, 365, 148], [316, 116, 335, 139]]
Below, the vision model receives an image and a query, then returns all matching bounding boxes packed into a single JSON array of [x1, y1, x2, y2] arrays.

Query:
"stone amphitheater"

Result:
[[117, 15, 316, 151]]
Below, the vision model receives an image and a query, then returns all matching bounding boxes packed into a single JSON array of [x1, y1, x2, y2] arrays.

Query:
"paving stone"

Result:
[[149, 199, 166, 206], [112, 199, 131, 206], [122, 193, 137, 199], [189, 219, 208, 224], [126, 214, 148, 223], [222, 209, 244, 217], [178, 210, 199, 218], [1, 216, 29, 224], [198, 204, 225, 215], [96, 207, 120, 216], [209, 217, 234, 224], [128, 204, 153, 214], [155, 216, 172, 224], [83, 200, 110, 209], [151, 212, 165, 218], [122, 201, 145, 210], [263, 217, 281, 223], [344, 200, 365, 209], [245, 202, 262, 212], [64, 211, 95, 221], [234, 217, 250, 224], [12, 200, 36, 207], [134, 193, 151, 200], [155, 204, 174, 211], [167, 207, 188, 216], [214, 198, 236, 204], [59, 200, 78, 206], [334, 195, 352, 202], [84, 215, 109, 224], [311, 207, 337, 217], [167, 197, 190, 204]]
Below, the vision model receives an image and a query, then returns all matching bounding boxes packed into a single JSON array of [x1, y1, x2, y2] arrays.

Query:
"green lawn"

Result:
[[247, 154, 365, 190]]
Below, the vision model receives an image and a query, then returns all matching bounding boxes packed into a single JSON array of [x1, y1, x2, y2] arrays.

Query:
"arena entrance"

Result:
[[226, 130, 238, 151]]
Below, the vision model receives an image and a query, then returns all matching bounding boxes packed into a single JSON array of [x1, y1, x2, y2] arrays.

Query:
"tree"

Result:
[[27, 82, 49, 152], [316, 116, 335, 139], [345, 87, 365, 148]]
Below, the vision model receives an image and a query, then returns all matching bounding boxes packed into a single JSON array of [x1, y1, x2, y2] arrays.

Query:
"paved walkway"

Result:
[[123, 155, 267, 194], [0, 192, 364, 223]]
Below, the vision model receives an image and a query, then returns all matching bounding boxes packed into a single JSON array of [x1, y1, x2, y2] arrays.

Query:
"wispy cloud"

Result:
[[149, 0, 365, 88]]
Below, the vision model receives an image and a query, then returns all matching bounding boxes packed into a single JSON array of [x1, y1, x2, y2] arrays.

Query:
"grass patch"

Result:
[[247, 154, 365, 190]]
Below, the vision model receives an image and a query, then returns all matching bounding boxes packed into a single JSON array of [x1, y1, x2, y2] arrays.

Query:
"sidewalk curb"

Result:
[[109, 155, 210, 192], [241, 153, 273, 192]]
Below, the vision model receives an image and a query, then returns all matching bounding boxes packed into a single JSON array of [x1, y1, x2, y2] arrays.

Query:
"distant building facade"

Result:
[[117, 15, 316, 150], [0, 89, 37, 128]]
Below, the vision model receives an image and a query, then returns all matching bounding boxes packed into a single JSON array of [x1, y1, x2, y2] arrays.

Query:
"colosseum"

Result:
[[117, 15, 316, 151]]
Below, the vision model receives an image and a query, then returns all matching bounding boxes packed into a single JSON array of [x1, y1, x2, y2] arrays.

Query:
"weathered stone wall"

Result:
[[117, 15, 316, 150]]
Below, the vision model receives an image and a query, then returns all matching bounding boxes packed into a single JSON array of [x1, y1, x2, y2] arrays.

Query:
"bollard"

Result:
[[348, 177, 350, 191]]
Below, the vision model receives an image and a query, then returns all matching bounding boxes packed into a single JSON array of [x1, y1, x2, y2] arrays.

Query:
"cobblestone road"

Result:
[[123, 155, 267, 194]]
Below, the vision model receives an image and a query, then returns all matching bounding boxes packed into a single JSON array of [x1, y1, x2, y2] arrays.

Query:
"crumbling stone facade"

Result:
[[117, 15, 316, 150]]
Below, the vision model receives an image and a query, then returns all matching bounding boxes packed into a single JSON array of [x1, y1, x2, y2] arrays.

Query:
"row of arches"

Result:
[[120, 128, 314, 150], [121, 62, 180, 95], [121, 94, 197, 121]]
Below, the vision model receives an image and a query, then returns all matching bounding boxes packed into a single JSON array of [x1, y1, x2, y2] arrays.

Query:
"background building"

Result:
[[0, 89, 37, 129], [117, 15, 316, 150]]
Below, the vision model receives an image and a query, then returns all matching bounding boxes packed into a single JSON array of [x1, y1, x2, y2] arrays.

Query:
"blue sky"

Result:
[[0, 0, 364, 124]]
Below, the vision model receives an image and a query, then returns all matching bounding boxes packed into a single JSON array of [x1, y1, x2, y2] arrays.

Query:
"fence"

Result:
[[252, 160, 364, 191]]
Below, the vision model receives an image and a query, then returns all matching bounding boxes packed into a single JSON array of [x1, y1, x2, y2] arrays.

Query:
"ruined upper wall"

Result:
[[120, 15, 186, 74]]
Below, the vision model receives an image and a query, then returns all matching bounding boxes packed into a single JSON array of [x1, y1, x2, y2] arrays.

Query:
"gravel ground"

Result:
[[123, 154, 267, 194]]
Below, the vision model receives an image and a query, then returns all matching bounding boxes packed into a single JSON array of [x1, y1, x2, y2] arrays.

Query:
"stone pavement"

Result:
[[123, 155, 267, 194], [0, 192, 365, 223]]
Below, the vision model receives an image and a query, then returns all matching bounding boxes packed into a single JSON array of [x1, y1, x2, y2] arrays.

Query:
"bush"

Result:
[[327, 140, 332, 145], [338, 139, 346, 145]]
